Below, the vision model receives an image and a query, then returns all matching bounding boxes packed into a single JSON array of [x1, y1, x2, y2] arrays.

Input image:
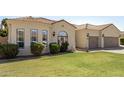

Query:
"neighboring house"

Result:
[[5, 16, 121, 56], [6, 17, 76, 55], [75, 24, 121, 49]]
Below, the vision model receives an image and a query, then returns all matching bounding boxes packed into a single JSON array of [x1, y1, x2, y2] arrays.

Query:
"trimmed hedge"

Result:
[[0, 44, 19, 58], [120, 38, 124, 45], [31, 42, 45, 56], [49, 43, 60, 54], [60, 41, 69, 52]]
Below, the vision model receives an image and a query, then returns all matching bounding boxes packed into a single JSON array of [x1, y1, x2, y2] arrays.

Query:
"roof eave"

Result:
[[52, 20, 77, 29]]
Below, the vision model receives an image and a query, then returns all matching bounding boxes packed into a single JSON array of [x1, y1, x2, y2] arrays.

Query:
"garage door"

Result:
[[104, 37, 119, 48], [89, 36, 99, 49]]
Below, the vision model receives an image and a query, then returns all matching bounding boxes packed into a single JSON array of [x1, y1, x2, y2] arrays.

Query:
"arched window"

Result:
[[59, 31, 68, 37], [58, 31, 68, 44]]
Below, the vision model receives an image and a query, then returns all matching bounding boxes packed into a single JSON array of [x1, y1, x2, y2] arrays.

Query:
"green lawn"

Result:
[[0, 52, 124, 77]]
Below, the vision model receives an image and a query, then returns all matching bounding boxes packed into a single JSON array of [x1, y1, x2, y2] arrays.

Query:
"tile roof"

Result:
[[8, 16, 114, 30], [9, 16, 76, 28], [11, 16, 56, 24], [75, 24, 113, 30]]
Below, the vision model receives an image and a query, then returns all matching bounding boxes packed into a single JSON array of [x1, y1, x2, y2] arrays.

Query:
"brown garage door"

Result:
[[104, 37, 119, 48], [89, 36, 99, 49]]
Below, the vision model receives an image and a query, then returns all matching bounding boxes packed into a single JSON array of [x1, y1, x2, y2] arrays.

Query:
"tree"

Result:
[[1, 18, 8, 29], [0, 18, 8, 37]]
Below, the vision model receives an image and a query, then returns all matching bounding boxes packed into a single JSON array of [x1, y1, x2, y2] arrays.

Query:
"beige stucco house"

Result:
[[75, 24, 121, 49], [5, 16, 121, 56], [6, 17, 76, 55]]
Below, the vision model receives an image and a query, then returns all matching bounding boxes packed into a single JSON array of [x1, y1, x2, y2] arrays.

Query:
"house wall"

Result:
[[76, 25, 121, 49], [75, 29, 87, 48], [102, 25, 121, 47], [7, 19, 121, 55], [102, 25, 120, 37], [7, 20, 51, 56], [76, 29, 100, 49], [7, 20, 76, 56], [51, 21, 76, 51]]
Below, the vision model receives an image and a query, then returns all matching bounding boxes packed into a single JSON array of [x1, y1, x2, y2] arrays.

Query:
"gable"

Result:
[[102, 24, 121, 37], [52, 20, 76, 29]]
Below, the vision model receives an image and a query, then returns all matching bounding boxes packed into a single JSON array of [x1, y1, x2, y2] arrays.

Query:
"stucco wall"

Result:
[[76, 29, 87, 48], [102, 25, 120, 37], [76, 29, 100, 49], [76, 25, 121, 49], [7, 20, 76, 56], [51, 21, 76, 51], [87, 29, 100, 36], [7, 20, 51, 55]]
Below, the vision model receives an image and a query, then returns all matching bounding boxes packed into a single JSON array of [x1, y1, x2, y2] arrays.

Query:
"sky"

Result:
[[0, 16, 124, 31]]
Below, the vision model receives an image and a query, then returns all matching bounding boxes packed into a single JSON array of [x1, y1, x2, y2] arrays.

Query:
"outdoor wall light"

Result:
[[87, 33, 89, 37], [53, 31, 55, 36], [119, 34, 121, 37], [102, 34, 104, 37]]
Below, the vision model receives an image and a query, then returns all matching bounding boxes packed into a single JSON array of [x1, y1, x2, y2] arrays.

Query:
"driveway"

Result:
[[90, 47, 124, 54]]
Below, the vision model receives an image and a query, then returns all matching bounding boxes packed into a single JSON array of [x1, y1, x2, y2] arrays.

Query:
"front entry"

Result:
[[58, 31, 68, 45], [89, 36, 99, 49]]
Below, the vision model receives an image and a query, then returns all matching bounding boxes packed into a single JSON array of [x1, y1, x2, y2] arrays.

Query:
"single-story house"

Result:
[[5, 16, 121, 56], [6, 17, 76, 56], [75, 24, 121, 49]]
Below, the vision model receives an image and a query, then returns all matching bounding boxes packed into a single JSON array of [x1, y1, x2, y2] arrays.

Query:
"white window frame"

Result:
[[31, 29, 38, 42], [16, 28, 25, 49], [42, 30, 48, 45]]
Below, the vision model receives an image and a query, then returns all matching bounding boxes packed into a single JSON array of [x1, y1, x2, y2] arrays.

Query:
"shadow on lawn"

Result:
[[0, 52, 73, 64]]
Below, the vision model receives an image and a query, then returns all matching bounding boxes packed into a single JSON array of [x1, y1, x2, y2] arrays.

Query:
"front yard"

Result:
[[0, 52, 124, 76]]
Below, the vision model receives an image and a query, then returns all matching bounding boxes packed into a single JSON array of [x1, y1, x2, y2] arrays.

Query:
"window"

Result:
[[16, 29, 24, 48], [42, 30, 48, 45], [31, 29, 38, 42], [58, 31, 68, 45]]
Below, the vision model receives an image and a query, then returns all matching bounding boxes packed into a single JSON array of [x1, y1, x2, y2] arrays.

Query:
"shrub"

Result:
[[49, 43, 60, 54], [0, 44, 19, 58], [31, 42, 45, 56], [120, 38, 124, 45], [0, 29, 8, 37], [60, 41, 69, 52]]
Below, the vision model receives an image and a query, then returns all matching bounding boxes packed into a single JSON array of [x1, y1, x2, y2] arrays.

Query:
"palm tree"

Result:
[[1, 18, 8, 29]]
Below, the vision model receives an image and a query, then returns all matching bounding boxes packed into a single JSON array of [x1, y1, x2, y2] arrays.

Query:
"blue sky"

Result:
[[0, 16, 124, 31]]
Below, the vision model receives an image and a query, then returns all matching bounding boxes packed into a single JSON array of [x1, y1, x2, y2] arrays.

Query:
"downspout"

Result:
[[86, 24, 89, 52], [99, 30, 103, 48]]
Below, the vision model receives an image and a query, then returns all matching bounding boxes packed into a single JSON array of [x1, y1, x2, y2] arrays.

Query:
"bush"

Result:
[[120, 38, 124, 45], [0, 29, 8, 37], [0, 44, 19, 58], [49, 43, 60, 54], [31, 42, 45, 56], [60, 41, 69, 52]]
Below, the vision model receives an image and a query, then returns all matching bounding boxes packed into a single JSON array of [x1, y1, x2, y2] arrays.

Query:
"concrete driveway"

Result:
[[90, 47, 124, 54]]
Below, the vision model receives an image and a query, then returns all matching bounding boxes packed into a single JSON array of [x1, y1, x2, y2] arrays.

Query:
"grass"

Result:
[[0, 52, 124, 76]]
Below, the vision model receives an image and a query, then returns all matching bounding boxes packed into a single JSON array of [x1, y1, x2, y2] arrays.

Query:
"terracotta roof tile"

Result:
[[76, 24, 112, 31], [11, 16, 56, 24]]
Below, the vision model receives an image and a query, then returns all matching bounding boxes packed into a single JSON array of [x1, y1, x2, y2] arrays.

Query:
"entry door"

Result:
[[58, 36, 68, 45]]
